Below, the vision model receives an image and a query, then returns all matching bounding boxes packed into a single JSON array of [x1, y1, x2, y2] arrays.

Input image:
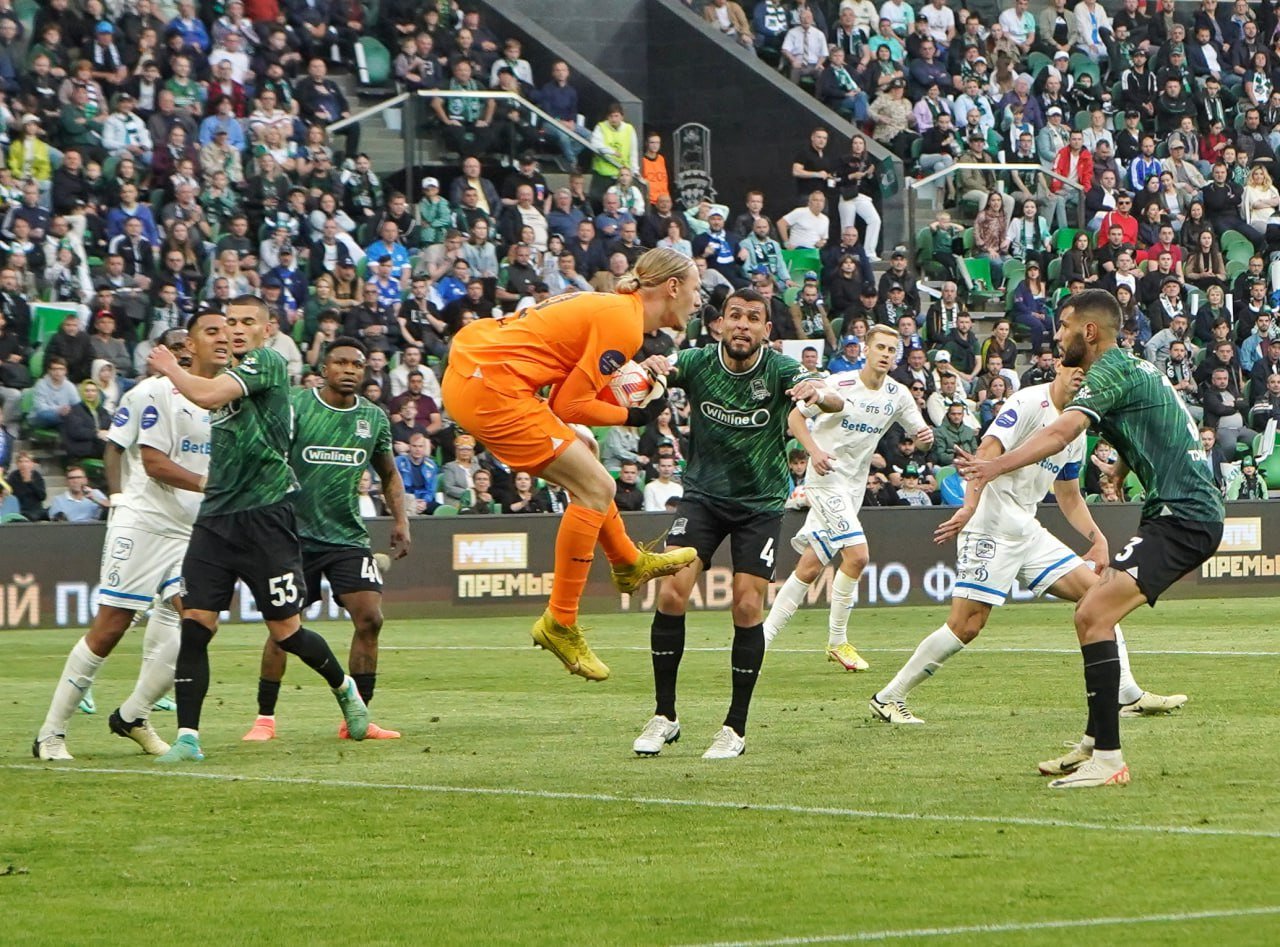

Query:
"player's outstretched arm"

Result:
[[372, 450, 412, 560], [1054, 476, 1109, 569], [787, 378, 842, 413], [141, 446, 206, 493], [934, 436, 1004, 544], [104, 442, 124, 500], [787, 407, 836, 475], [146, 344, 243, 410], [956, 411, 1090, 490]]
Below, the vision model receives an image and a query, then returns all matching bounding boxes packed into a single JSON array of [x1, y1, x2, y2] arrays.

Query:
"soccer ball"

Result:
[[599, 360, 664, 408]]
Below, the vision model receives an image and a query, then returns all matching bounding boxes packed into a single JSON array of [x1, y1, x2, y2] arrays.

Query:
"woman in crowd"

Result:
[[62, 380, 110, 465], [1009, 260, 1053, 350], [1185, 228, 1228, 291], [1242, 164, 1280, 245], [977, 375, 1011, 435], [972, 192, 1011, 287], [1006, 197, 1052, 271], [978, 317, 1018, 370], [1060, 230, 1098, 286], [1179, 199, 1213, 252]]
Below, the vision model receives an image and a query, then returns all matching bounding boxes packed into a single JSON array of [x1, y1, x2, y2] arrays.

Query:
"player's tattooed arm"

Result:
[[372, 449, 412, 560], [935, 436, 1004, 544]]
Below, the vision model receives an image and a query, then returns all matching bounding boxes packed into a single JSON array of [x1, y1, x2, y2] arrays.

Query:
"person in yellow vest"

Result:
[[590, 102, 639, 192], [641, 132, 671, 207]]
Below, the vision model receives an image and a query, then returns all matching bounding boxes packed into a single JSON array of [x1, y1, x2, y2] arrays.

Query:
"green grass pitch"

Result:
[[1, 600, 1279, 945]]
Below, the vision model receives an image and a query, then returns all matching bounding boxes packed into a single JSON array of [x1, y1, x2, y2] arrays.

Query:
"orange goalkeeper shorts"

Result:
[[440, 368, 576, 474]]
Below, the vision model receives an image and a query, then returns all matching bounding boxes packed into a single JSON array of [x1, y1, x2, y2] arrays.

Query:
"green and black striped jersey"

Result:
[[201, 346, 296, 518], [289, 387, 392, 552], [1066, 347, 1224, 523], [671, 344, 808, 511]]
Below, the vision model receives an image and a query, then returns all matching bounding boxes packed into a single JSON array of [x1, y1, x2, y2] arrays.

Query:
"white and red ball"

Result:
[[599, 360, 662, 408]]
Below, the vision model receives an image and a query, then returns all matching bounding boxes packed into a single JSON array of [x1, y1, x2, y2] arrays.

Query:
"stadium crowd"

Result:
[[1, 0, 1276, 523]]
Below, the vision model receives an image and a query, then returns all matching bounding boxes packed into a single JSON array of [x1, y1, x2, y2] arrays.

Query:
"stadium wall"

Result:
[[0, 505, 1271, 628]]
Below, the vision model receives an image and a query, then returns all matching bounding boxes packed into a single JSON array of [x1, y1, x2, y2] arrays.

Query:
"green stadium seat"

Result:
[[782, 248, 821, 280], [1054, 228, 1082, 253], [431, 504, 459, 516], [357, 37, 393, 89]]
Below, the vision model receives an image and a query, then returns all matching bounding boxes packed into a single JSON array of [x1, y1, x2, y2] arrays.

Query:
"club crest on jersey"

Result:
[[112, 406, 130, 427], [239, 354, 260, 375], [994, 409, 1018, 429], [356, 419, 371, 438], [750, 377, 769, 401], [598, 349, 626, 375]]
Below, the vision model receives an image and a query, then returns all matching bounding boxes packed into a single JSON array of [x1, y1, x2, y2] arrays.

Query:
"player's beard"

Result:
[[722, 336, 763, 363], [1060, 335, 1088, 368]]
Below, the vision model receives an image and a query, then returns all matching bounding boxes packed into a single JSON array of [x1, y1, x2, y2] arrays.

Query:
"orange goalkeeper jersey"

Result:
[[448, 291, 645, 397]]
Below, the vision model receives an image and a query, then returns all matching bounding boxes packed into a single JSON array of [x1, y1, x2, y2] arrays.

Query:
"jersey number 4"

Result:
[[361, 557, 383, 583], [759, 537, 775, 569]]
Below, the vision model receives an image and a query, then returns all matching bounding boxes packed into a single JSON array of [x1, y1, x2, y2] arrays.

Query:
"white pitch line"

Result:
[[4, 764, 1279, 840], [204, 645, 1280, 657], [672, 905, 1280, 947]]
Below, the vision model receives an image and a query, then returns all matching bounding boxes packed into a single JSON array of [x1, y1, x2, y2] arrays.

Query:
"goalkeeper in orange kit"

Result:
[[441, 248, 700, 680]]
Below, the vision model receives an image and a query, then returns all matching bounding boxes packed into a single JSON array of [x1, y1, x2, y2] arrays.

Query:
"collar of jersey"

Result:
[[717, 344, 765, 376]]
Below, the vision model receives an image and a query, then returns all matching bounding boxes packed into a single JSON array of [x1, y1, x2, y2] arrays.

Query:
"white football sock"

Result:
[[38, 637, 106, 740], [119, 606, 180, 723], [177, 727, 199, 740], [1114, 625, 1144, 705], [875, 624, 965, 703], [763, 574, 810, 645], [827, 569, 859, 646]]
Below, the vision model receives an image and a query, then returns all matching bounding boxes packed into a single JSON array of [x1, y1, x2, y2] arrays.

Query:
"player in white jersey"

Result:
[[763, 325, 935, 670], [869, 366, 1186, 751], [33, 323, 227, 761]]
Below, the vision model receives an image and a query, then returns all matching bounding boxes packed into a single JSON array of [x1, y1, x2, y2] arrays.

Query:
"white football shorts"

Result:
[[97, 524, 187, 612], [953, 525, 1082, 606], [789, 487, 868, 565]]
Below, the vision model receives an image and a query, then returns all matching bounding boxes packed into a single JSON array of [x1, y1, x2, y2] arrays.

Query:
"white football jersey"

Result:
[[107, 376, 211, 538], [804, 371, 926, 502], [965, 382, 1086, 540]]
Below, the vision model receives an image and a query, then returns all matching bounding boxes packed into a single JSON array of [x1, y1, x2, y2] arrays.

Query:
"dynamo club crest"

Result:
[[673, 123, 717, 206]]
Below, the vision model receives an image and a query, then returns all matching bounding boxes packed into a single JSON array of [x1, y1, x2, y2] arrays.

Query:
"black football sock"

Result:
[[724, 623, 766, 737], [352, 672, 376, 706], [1081, 640, 1121, 752], [257, 678, 282, 717], [651, 611, 685, 720], [175, 619, 214, 732], [277, 627, 346, 689]]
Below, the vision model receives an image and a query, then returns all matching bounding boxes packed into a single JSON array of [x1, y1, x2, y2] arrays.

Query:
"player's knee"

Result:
[[731, 601, 763, 627], [840, 545, 869, 575], [353, 612, 383, 641], [574, 466, 616, 510], [656, 583, 688, 616], [953, 614, 986, 643], [795, 557, 822, 583]]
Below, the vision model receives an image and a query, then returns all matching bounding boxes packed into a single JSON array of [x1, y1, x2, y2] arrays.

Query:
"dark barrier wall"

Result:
[[0, 506, 1272, 629], [481, 0, 646, 135]]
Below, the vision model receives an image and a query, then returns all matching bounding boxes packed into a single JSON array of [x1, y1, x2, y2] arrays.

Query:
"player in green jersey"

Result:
[[243, 337, 411, 742], [957, 290, 1225, 789], [146, 299, 370, 762], [633, 288, 828, 760]]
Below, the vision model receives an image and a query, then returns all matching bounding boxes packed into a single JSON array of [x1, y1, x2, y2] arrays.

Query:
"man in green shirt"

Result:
[[958, 289, 1225, 789], [146, 298, 371, 762], [633, 288, 825, 760], [243, 337, 410, 743]]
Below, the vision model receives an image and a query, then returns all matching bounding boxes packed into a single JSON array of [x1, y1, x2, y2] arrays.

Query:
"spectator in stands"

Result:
[[643, 456, 683, 512], [48, 464, 109, 521], [778, 190, 829, 250], [533, 61, 588, 171], [590, 102, 639, 195], [296, 57, 356, 154], [704, 0, 754, 49], [972, 192, 1011, 287], [1202, 365, 1255, 454], [44, 314, 94, 383], [931, 402, 978, 466], [869, 78, 917, 165], [611, 461, 644, 513], [61, 378, 110, 463], [440, 434, 479, 505], [395, 431, 438, 515], [7, 451, 47, 520], [1010, 261, 1053, 350], [88, 312, 131, 378]]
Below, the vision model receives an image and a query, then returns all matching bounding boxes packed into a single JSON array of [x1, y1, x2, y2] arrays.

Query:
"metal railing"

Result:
[[906, 161, 1089, 245], [325, 87, 622, 197]]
